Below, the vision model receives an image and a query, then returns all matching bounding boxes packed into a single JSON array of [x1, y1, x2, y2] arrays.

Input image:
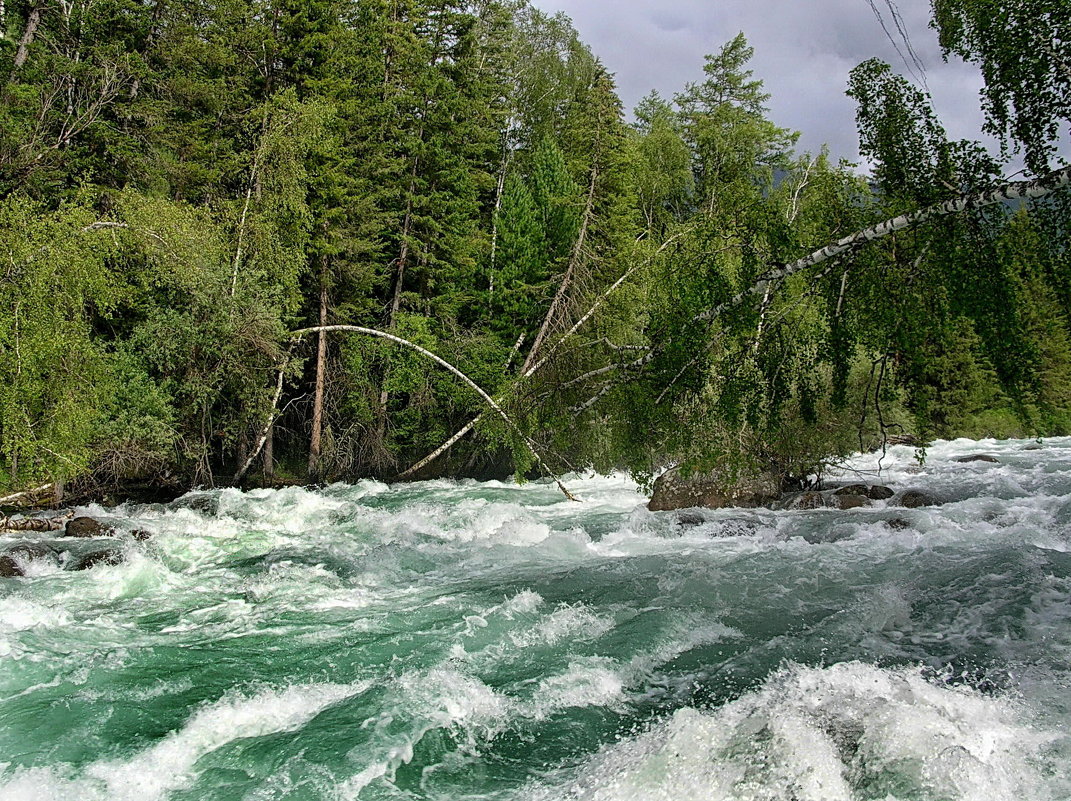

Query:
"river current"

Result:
[[1, 437, 1070, 800]]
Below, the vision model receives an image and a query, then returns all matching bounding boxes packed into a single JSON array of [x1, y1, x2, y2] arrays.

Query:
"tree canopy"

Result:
[[0, 0, 1067, 498]]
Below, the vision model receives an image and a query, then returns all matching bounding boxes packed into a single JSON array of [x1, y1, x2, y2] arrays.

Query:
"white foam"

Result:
[[510, 603, 614, 648], [0, 598, 71, 632], [83, 681, 368, 801], [527, 662, 1057, 801], [529, 659, 625, 719]]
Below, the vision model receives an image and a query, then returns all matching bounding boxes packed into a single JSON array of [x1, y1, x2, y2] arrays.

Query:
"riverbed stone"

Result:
[[63, 517, 109, 538], [4, 541, 58, 563], [833, 484, 868, 496], [648, 466, 781, 512], [792, 491, 828, 509], [832, 493, 871, 509], [866, 485, 895, 500], [897, 489, 940, 508], [0, 554, 23, 577], [68, 547, 125, 570], [956, 454, 999, 463]]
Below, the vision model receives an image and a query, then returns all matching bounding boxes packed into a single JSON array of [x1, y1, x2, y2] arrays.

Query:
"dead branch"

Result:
[[0, 483, 55, 507], [0, 510, 72, 532], [397, 231, 691, 479], [233, 350, 291, 483]]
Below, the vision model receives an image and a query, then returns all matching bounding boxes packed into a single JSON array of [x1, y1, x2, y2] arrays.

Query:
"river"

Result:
[[1, 437, 1070, 800]]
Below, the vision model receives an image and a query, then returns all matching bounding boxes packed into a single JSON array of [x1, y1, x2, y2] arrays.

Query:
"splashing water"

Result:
[[1, 437, 1069, 800]]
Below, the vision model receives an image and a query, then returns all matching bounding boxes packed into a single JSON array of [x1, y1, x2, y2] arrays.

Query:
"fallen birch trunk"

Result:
[[286, 325, 578, 501]]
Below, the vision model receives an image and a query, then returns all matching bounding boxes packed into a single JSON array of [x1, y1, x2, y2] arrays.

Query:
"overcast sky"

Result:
[[529, 0, 995, 168]]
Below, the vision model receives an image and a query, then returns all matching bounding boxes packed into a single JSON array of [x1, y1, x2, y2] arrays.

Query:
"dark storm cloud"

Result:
[[530, 0, 992, 167]]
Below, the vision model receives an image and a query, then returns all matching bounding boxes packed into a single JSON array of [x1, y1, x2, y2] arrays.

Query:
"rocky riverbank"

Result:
[[647, 452, 1005, 513]]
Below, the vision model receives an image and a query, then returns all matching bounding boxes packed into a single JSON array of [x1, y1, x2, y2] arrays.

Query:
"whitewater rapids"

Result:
[[1, 437, 1069, 800]]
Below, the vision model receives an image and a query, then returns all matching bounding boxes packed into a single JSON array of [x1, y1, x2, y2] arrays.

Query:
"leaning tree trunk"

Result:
[[396, 231, 690, 479], [10, 2, 43, 74], [287, 325, 578, 501], [521, 162, 599, 375], [566, 163, 1071, 414], [308, 259, 329, 480]]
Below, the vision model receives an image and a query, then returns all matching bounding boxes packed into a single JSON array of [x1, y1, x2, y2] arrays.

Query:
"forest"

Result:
[[0, 0, 1069, 502]]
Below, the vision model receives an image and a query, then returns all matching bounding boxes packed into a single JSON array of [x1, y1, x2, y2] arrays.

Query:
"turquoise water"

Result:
[[1, 438, 1070, 800]]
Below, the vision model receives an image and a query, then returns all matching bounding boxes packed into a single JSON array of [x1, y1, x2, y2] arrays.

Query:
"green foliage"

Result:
[[931, 0, 1071, 174], [0, 1, 1068, 496]]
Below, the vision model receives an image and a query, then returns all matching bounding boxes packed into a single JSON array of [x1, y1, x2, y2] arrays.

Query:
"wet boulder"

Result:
[[831, 493, 871, 510], [866, 485, 895, 500], [830, 484, 893, 501], [0, 554, 23, 577], [887, 434, 924, 447], [833, 484, 869, 496], [896, 489, 940, 509], [5, 541, 59, 562], [885, 517, 912, 530], [63, 517, 111, 538], [68, 546, 125, 571], [648, 466, 781, 512], [792, 491, 828, 510], [955, 454, 999, 463], [674, 510, 709, 527]]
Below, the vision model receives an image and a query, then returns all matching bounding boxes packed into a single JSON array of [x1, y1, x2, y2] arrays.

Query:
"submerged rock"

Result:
[[171, 493, 220, 515], [833, 484, 869, 496], [897, 490, 940, 509], [831, 493, 871, 510], [649, 466, 781, 512], [0, 540, 60, 576], [866, 485, 895, 500], [885, 517, 912, 530], [5, 541, 58, 562], [68, 546, 125, 570], [674, 510, 709, 527], [792, 491, 828, 510], [0, 554, 23, 577], [955, 454, 1000, 463], [63, 517, 111, 538]]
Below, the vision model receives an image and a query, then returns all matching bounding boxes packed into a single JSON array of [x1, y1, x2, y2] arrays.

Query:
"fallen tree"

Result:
[[236, 325, 579, 500]]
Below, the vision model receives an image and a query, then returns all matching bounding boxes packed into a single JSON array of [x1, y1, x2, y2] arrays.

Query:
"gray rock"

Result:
[[887, 434, 924, 447], [833, 484, 869, 496], [0, 554, 23, 577], [885, 517, 912, 530], [832, 493, 871, 509], [68, 547, 125, 571], [675, 511, 708, 527], [897, 490, 940, 509], [649, 465, 781, 512], [171, 493, 219, 515], [5, 541, 58, 562], [792, 491, 828, 510], [955, 454, 999, 463], [63, 517, 110, 538], [867, 485, 895, 500]]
